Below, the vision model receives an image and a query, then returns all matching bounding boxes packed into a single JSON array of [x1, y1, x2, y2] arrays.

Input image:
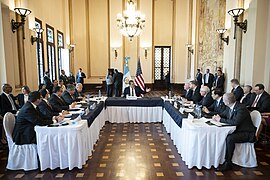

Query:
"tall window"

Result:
[[57, 30, 64, 76], [46, 24, 57, 81], [35, 18, 45, 84]]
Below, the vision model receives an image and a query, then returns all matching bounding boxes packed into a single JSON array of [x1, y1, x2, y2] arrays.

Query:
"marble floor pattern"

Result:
[[1, 122, 270, 180]]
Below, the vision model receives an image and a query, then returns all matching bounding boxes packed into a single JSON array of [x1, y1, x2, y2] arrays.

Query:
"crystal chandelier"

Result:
[[116, 0, 145, 41]]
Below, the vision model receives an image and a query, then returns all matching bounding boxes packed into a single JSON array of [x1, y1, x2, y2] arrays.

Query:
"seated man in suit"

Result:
[[123, 80, 150, 98], [74, 83, 85, 100], [212, 93, 256, 171], [198, 86, 214, 107], [202, 88, 226, 116], [12, 91, 64, 145], [0, 84, 19, 117], [49, 86, 76, 112], [16, 85, 31, 108], [62, 84, 77, 105], [230, 79, 244, 102], [240, 85, 253, 106], [182, 82, 193, 101], [189, 80, 202, 104], [248, 84, 270, 113], [39, 89, 65, 119]]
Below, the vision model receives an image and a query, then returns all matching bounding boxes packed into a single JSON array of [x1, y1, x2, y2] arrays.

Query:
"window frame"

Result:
[[35, 18, 45, 84], [46, 24, 57, 81]]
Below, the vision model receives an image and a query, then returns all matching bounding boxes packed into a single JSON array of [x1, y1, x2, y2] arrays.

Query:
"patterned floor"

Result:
[[1, 122, 270, 179]]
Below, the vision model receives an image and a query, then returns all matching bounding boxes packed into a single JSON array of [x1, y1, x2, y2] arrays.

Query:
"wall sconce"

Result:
[[216, 28, 229, 48], [11, 8, 32, 39], [69, 44, 76, 53], [143, 48, 149, 59], [185, 44, 194, 54], [31, 28, 44, 45], [112, 47, 119, 59], [228, 8, 247, 39]]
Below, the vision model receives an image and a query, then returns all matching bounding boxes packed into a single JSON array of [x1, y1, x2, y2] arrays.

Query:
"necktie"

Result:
[[251, 95, 259, 107], [131, 88, 134, 96], [229, 109, 233, 119], [7, 94, 17, 111]]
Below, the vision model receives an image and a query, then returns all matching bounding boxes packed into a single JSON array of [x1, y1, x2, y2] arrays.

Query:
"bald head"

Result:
[[223, 93, 236, 107]]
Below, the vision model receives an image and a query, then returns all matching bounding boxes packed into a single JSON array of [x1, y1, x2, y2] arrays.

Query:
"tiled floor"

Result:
[[1, 122, 270, 179]]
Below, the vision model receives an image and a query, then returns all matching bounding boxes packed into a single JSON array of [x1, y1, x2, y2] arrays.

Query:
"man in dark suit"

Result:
[[212, 93, 256, 171], [202, 88, 226, 116], [16, 85, 30, 108], [230, 79, 244, 102], [76, 68, 86, 86], [198, 86, 214, 107], [59, 70, 69, 86], [248, 84, 270, 113], [123, 80, 150, 98], [43, 71, 52, 92], [12, 91, 64, 145], [38, 89, 61, 119], [0, 84, 19, 117], [113, 69, 123, 97], [49, 86, 76, 112], [214, 70, 225, 91], [189, 80, 202, 104], [195, 69, 203, 87], [62, 84, 76, 105], [182, 82, 193, 101], [74, 83, 84, 100], [240, 85, 253, 106], [203, 69, 215, 89]]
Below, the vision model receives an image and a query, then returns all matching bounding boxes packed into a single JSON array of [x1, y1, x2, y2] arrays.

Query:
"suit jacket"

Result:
[[231, 86, 244, 102], [240, 92, 253, 106], [0, 93, 18, 116], [182, 89, 193, 101], [123, 86, 145, 98], [38, 99, 59, 119], [198, 93, 214, 107], [196, 72, 203, 86], [43, 75, 52, 90], [16, 93, 27, 108], [59, 74, 69, 85], [74, 89, 85, 100], [12, 101, 53, 145], [62, 90, 76, 105], [220, 102, 256, 134], [207, 98, 226, 116], [214, 75, 225, 90], [203, 73, 215, 89], [191, 86, 203, 104], [76, 72, 86, 84], [248, 91, 270, 113], [49, 93, 69, 112], [113, 72, 123, 88]]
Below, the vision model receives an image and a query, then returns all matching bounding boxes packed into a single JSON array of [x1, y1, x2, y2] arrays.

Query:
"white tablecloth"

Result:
[[163, 111, 236, 169], [35, 121, 89, 171], [106, 106, 163, 123]]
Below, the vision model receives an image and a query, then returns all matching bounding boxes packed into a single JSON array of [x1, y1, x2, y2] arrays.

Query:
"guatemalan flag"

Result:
[[122, 57, 131, 92], [134, 57, 145, 91]]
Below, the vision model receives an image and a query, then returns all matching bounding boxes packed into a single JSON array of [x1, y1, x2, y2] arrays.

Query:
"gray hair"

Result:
[[66, 84, 76, 91]]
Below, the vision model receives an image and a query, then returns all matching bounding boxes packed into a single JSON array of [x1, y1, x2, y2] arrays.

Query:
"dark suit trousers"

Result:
[[225, 132, 256, 163]]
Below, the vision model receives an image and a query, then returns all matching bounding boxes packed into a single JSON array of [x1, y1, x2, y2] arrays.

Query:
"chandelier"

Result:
[[116, 0, 145, 41]]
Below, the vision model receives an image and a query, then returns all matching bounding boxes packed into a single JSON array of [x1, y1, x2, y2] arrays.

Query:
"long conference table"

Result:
[[35, 97, 235, 170]]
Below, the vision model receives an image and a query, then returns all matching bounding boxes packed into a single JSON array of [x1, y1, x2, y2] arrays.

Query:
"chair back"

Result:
[[250, 110, 262, 137], [3, 112, 16, 149]]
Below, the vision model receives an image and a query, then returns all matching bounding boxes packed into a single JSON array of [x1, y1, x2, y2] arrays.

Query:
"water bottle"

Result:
[[169, 91, 172, 99], [98, 90, 101, 97], [195, 105, 202, 118]]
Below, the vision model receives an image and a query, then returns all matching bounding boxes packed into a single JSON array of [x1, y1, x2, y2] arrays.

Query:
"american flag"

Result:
[[134, 58, 145, 91]]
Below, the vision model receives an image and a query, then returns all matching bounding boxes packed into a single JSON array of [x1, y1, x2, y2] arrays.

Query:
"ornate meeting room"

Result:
[[1, 0, 270, 179]]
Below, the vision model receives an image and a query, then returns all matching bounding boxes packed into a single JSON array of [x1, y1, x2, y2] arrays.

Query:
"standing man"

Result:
[[76, 68, 86, 87], [230, 79, 244, 102], [59, 69, 69, 85], [195, 69, 203, 87], [113, 69, 123, 97], [214, 70, 225, 91], [43, 71, 52, 92], [213, 93, 256, 171], [203, 69, 215, 90]]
